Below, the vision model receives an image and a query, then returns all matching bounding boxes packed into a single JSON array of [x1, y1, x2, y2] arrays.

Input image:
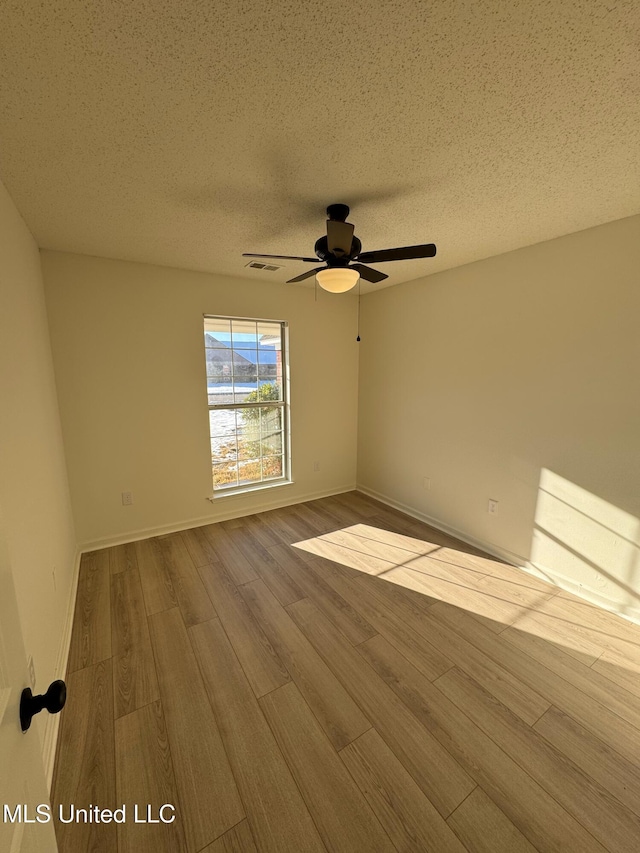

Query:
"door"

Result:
[[0, 503, 57, 852]]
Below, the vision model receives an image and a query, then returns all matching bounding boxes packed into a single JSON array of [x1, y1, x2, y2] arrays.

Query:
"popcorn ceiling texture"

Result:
[[0, 0, 638, 289]]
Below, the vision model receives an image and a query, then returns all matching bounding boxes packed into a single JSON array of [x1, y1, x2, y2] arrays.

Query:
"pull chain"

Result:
[[356, 279, 361, 342]]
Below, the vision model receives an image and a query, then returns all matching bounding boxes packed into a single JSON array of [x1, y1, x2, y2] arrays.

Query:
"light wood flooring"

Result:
[[52, 491, 640, 852]]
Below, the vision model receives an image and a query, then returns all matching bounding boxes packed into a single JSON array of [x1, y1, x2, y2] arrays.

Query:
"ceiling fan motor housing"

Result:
[[326, 203, 350, 221], [314, 235, 362, 265]]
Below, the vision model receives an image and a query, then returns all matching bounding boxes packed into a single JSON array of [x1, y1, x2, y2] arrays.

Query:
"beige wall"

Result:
[[0, 180, 77, 757], [357, 215, 640, 621], [42, 251, 359, 547]]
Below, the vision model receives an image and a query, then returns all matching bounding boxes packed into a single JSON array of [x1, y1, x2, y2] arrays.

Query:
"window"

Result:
[[204, 315, 290, 494]]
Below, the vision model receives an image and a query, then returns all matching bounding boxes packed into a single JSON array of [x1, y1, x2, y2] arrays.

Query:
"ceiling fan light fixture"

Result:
[[316, 267, 360, 293]]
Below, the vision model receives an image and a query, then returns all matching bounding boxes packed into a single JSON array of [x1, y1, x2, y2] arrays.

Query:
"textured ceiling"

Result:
[[0, 0, 639, 291]]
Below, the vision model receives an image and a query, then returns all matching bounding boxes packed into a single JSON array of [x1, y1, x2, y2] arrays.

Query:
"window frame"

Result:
[[204, 314, 291, 496]]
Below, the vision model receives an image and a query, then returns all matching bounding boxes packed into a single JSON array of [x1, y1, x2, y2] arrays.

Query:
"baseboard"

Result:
[[357, 483, 640, 628], [78, 484, 357, 552], [523, 563, 640, 626], [42, 547, 82, 792], [357, 483, 529, 565]]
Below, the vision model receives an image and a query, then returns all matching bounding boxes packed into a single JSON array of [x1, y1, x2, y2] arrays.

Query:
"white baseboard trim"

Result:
[[357, 483, 528, 565], [78, 484, 357, 553], [43, 547, 82, 792], [357, 483, 640, 628], [523, 563, 640, 626]]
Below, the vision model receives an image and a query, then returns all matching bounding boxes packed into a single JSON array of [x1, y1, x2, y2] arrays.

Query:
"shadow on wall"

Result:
[[531, 469, 640, 622]]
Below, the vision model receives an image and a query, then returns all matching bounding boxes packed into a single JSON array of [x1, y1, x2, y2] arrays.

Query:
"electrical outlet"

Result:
[[121, 491, 133, 506], [27, 656, 36, 690], [423, 477, 431, 490], [313, 461, 320, 472], [488, 499, 498, 514]]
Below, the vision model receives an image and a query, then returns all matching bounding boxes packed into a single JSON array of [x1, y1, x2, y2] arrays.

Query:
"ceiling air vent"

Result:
[[245, 261, 282, 272]]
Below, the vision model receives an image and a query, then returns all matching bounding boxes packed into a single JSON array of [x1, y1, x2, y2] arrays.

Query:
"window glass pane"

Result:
[[257, 362, 277, 380], [262, 456, 283, 480], [237, 458, 262, 485], [257, 339, 279, 357], [212, 461, 238, 489], [233, 412, 251, 441], [205, 334, 231, 351], [205, 316, 287, 491], [216, 447, 238, 465], [232, 351, 258, 390], [233, 380, 258, 404], [257, 321, 282, 339], [259, 405, 283, 432], [204, 317, 231, 340], [258, 329, 280, 352], [231, 319, 258, 338], [260, 431, 283, 456], [257, 382, 282, 402], [209, 408, 238, 437], [237, 440, 258, 461], [232, 337, 259, 352], [231, 321, 258, 353], [208, 378, 234, 405], [206, 339, 234, 393], [206, 352, 225, 375], [232, 349, 255, 366], [209, 411, 240, 469], [235, 371, 259, 385]]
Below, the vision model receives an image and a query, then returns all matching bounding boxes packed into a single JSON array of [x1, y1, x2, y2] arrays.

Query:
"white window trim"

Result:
[[204, 314, 292, 497]]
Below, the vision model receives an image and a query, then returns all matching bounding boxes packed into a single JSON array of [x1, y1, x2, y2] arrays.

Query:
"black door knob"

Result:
[[20, 680, 67, 732]]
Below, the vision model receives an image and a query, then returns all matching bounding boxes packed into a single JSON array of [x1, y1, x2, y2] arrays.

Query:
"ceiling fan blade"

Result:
[[286, 267, 325, 283], [327, 220, 354, 256], [351, 264, 388, 283], [356, 243, 437, 263], [243, 253, 318, 262]]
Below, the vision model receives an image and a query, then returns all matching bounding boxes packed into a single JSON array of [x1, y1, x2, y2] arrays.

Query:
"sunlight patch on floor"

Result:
[[292, 521, 640, 668], [292, 523, 551, 627]]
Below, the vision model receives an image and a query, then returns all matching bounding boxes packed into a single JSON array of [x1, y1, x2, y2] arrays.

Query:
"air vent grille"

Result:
[[245, 261, 282, 272]]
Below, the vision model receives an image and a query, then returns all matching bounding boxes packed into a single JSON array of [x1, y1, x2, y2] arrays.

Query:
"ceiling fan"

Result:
[[243, 203, 437, 292]]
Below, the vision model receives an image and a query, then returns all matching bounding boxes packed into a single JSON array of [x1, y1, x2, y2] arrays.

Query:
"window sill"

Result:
[[207, 478, 294, 500]]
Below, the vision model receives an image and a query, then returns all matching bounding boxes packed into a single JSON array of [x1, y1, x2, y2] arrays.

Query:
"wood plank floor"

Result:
[[51, 491, 640, 852]]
